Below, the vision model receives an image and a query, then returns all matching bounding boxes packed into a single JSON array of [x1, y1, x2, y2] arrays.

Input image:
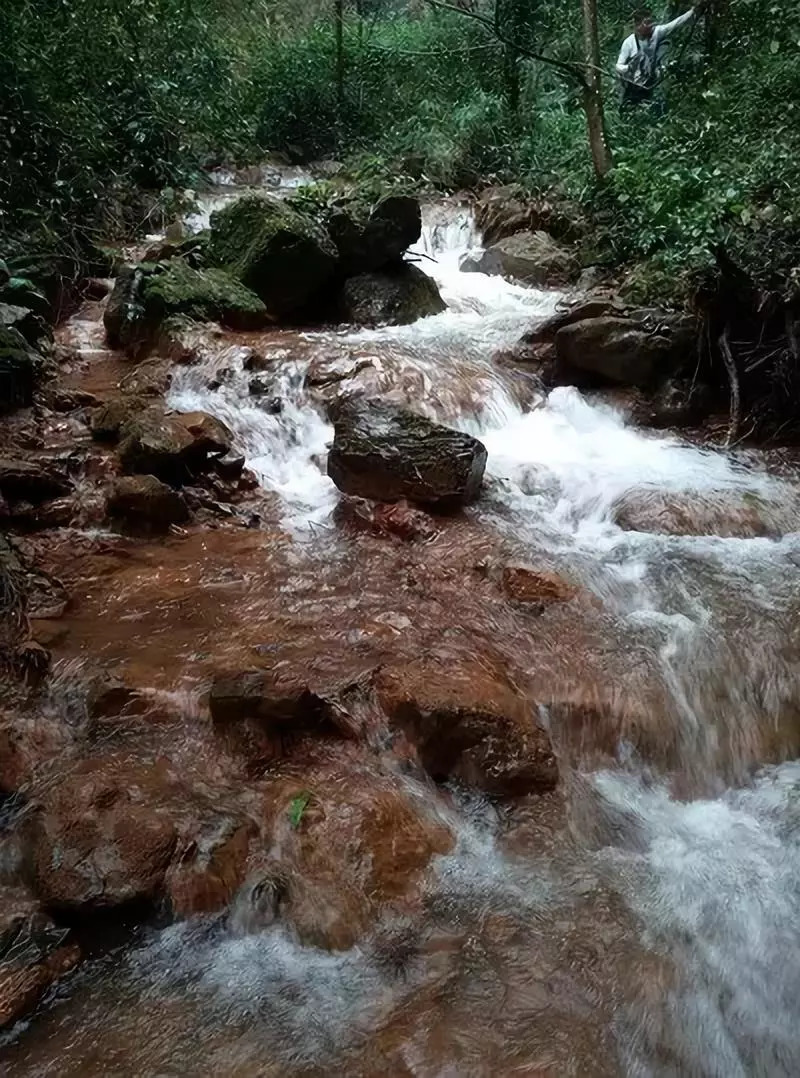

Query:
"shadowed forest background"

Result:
[[1, 0, 799, 302]]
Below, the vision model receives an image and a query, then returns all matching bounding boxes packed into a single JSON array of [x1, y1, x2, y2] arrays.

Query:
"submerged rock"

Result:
[[206, 194, 337, 320], [327, 400, 487, 508], [0, 886, 80, 1029], [377, 654, 558, 797], [611, 487, 781, 538], [462, 230, 578, 286], [337, 263, 446, 326], [107, 475, 190, 533], [29, 759, 180, 912]]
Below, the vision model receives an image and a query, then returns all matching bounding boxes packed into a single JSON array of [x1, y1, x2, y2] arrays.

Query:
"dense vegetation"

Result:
[[2, 0, 798, 300]]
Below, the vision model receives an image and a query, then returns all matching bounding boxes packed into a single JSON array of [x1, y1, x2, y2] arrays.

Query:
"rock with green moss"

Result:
[[338, 264, 446, 327], [206, 195, 337, 320], [141, 261, 268, 330], [0, 326, 40, 414]]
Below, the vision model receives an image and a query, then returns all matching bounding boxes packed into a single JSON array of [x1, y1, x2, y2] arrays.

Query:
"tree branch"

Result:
[[423, 0, 587, 86]]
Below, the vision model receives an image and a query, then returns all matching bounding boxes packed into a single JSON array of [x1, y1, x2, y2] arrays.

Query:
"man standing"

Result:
[[616, 5, 705, 107]]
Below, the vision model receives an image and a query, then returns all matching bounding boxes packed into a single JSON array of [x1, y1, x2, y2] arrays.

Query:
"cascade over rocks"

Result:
[[327, 399, 487, 508], [206, 194, 338, 320], [462, 230, 579, 287], [377, 654, 558, 797], [337, 263, 446, 326]]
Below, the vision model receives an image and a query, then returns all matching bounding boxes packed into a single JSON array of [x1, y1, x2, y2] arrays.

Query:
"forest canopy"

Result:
[[1, 0, 798, 300]]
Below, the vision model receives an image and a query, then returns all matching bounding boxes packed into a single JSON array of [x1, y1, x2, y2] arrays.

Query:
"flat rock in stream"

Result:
[[327, 400, 487, 508]]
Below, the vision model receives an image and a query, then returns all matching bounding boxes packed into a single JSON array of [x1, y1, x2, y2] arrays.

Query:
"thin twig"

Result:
[[718, 324, 741, 448]]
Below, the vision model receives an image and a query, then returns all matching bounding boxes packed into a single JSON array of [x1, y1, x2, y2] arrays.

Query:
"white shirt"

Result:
[[616, 10, 696, 86]]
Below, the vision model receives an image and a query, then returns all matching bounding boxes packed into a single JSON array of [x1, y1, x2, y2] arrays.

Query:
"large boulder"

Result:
[[0, 886, 80, 1028], [553, 314, 696, 389], [327, 400, 487, 508], [462, 230, 579, 286], [206, 195, 338, 320], [141, 261, 268, 330], [106, 475, 190, 533], [337, 263, 446, 326], [117, 408, 233, 484], [0, 326, 40, 414], [377, 654, 558, 797], [325, 194, 422, 275]]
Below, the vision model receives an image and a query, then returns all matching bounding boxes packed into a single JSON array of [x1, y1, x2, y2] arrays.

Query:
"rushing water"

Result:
[[5, 188, 800, 1076]]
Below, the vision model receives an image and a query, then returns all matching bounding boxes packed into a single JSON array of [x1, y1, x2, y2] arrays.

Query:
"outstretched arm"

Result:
[[655, 7, 698, 41]]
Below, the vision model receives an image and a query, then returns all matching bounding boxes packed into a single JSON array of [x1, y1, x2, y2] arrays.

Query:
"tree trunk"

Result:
[[334, 0, 345, 116], [581, 0, 612, 180]]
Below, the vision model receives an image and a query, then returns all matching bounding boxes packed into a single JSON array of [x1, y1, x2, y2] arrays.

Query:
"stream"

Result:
[[3, 186, 800, 1076]]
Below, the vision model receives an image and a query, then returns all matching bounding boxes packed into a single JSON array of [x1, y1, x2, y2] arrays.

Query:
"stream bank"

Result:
[[2, 174, 800, 1075]]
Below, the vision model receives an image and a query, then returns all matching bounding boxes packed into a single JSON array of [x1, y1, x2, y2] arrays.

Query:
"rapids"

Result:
[[4, 182, 800, 1077]]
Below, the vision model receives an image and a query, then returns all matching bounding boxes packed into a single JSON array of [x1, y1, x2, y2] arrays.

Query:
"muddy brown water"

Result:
[[3, 197, 800, 1076]]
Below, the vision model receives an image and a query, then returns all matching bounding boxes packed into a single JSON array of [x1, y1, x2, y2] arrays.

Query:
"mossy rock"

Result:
[[141, 261, 268, 330], [337, 264, 446, 327], [206, 195, 337, 320], [0, 326, 40, 414]]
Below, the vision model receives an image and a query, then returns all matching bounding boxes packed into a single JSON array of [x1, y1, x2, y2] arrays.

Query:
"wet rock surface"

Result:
[[2, 191, 800, 1076], [337, 262, 446, 326], [463, 229, 579, 286], [327, 399, 487, 507]]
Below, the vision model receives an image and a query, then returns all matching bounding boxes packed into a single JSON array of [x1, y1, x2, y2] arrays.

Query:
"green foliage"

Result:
[[288, 791, 312, 830], [2, 0, 799, 312]]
